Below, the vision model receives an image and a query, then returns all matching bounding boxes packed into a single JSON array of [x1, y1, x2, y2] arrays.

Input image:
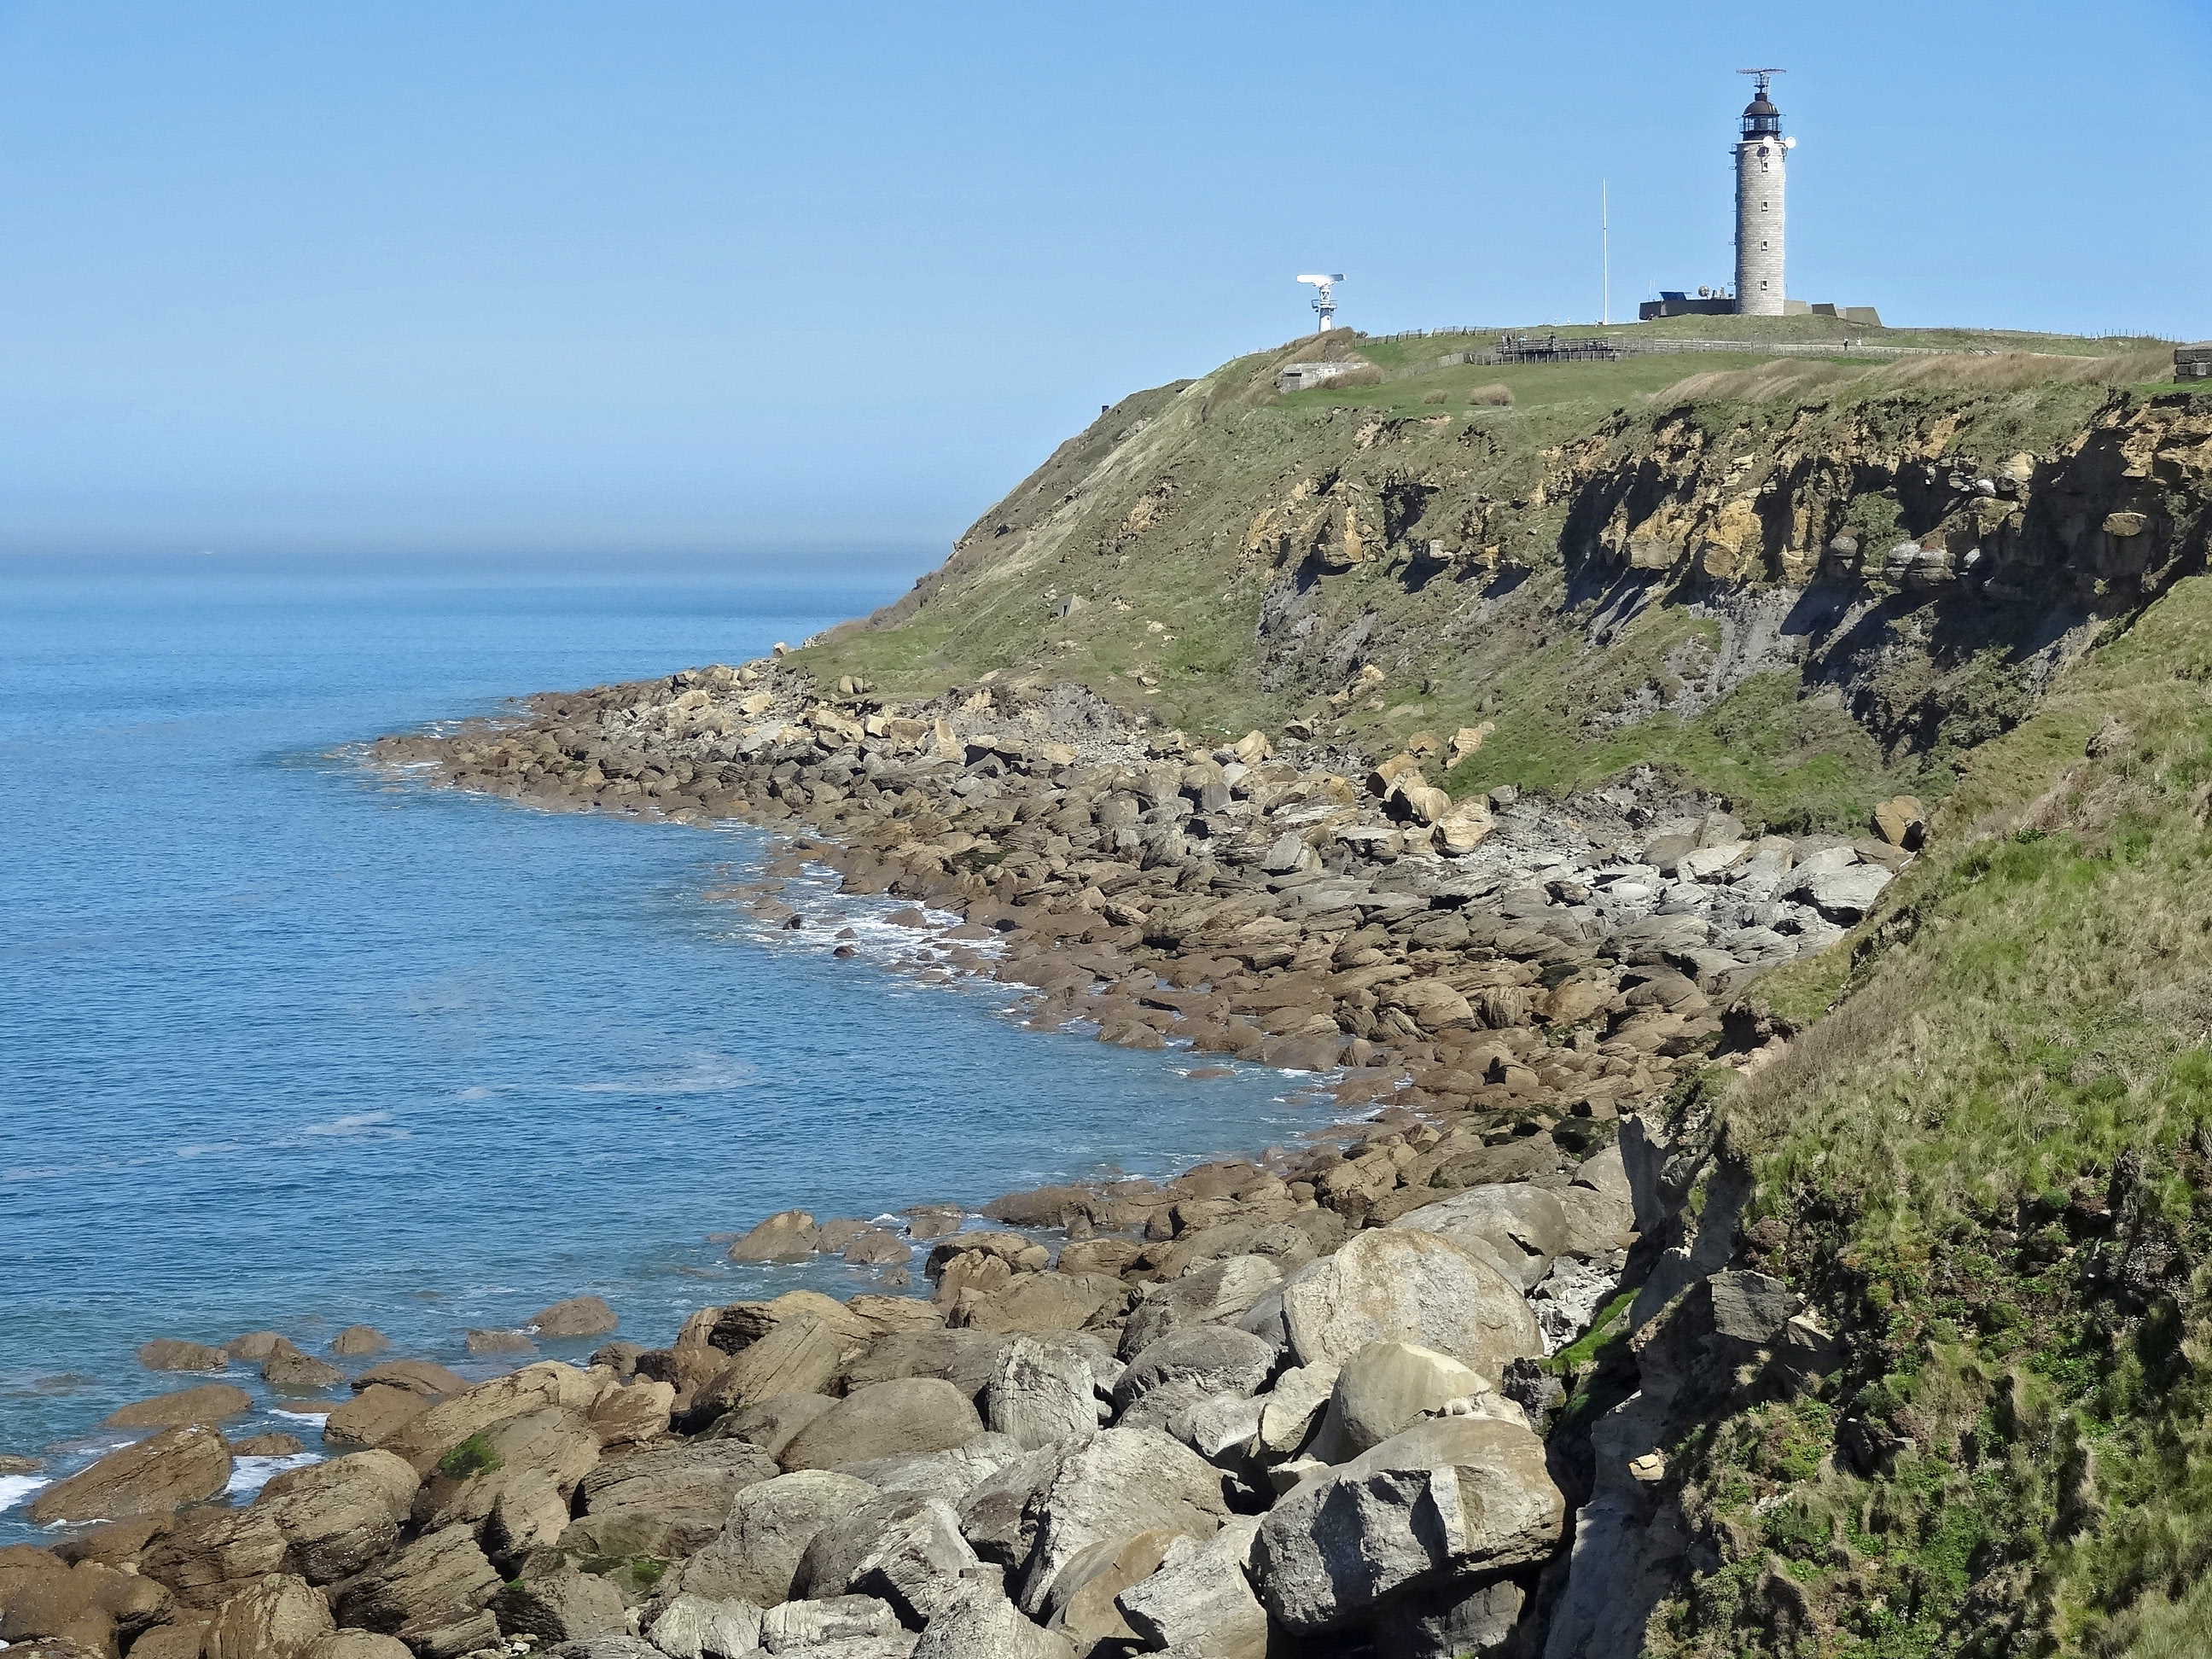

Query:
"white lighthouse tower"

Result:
[[1733, 68, 1791, 317]]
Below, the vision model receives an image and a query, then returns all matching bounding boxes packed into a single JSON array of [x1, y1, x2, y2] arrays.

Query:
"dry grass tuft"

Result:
[[1650, 346, 2174, 408], [1650, 357, 1871, 405], [1467, 381, 1514, 406]]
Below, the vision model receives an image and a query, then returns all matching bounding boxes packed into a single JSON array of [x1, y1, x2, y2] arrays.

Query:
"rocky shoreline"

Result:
[[0, 659, 1911, 1659]]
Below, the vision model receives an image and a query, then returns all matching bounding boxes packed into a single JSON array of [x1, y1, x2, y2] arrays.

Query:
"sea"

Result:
[[0, 552, 1320, 1541]]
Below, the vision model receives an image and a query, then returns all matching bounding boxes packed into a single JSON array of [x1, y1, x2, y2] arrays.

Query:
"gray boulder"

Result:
[[1249, 1417, 1563, 1632], [780, 1378, 983, 1473], [850, 1498, 983, 1626], [1118, 1256, 1284, 1357], [985, 1340, 1105, 1451], [836, 1435, 1021, 1505], [1276, 1230, 1542, 1377], [758, 1592, 902, 1651], [1111, 1326, 1277, 1431], [1389, 1185, 1574, 1292], [567, 1440, 779, 1560], [645, 1592, 765, 1659], [682, 1470, 879, 1607], [1366, 1576, 1525, 1659], [954, 1444, 1062, 1570], [1115, 1516, 1269, 1659], [795, 1492, 937, 1601], [1310, 1342, 1500, 1464], [711, 1393, 838, 1460], [1016, 1429, 1229, 1616], [496, 1564, 627, 1646], [911, 1580, 1072, 1659]]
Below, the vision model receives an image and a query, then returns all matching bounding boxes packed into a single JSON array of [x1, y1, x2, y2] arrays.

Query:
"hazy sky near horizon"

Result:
[[3, 2, 2208, 559]]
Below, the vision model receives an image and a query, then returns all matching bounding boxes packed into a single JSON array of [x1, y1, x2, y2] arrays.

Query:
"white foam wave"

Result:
[[0, 1473, 50, 1513], [226, 1452, 321, 1501], [271, 1409, 329, 1425], [299, 1111, 397, 1138]]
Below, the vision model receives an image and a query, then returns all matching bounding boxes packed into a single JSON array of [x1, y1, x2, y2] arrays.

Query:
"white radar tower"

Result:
[[1297, 274, 1344, 332]]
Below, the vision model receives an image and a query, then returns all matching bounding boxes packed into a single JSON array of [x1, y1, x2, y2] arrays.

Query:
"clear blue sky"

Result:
[[3, 0, 2206, 559]]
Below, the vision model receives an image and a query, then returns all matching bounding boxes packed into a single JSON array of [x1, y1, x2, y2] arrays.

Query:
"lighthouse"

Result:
[[1733, 68, 1791, 317]]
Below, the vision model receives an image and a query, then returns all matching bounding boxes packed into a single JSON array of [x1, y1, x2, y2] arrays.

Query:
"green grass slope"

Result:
[[1641, 571, 2212, 1656]]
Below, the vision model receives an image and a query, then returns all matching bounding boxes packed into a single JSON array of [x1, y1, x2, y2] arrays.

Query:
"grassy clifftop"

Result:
[[798, 317, 2196, 840]]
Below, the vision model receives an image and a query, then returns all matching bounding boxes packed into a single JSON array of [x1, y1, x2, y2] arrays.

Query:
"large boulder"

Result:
[[836, 1435, 1021, 1505], [757, 1592, 903, 1650], [911, 1580, 1073, 1659], [1276, 1230, 1541, 1376], [137, 1339, 229, 1373], [793, 1492, 939, 1602], [588, 1374, 675, 1449], [141, 1508, 290, 1607], [1115, 1516, 1269, 1659], [563, 1441, 778, 1561], [1044, 1529, 1179, 1650], [645, 1592, 765, 1659], [725, 1209, 820, 1262], [836, 1330, 1010, 1411], [0, 1557, 172, 1653], [254, 1450, 418, 1581], [329, 1325, 390, 1358], [1255, 1359, 1342, 1459], [777, 1378, 983, 1473], [30, 1426, 231, 1524], [330, 1525, 502, 1657], [1016, 1429, 1229, 1616], [953, 1272, 1125, 1336], [953, 1444, 1062, 1571], [1389, 1185, 1575, 1292], [527, 1296, 619, 1338], [680, 1470, 878, 1607], [382, 1362, 608, 1476], [1249, 1417, 1563, 1633], [204, 1574, 333, 1659], [261, 1341, 345, 1394], [1309, 1342, 1499, 1464], [352, 1360, 470, 1398], [105, 1385, 253, 1430], [709, 1392, 837, 1460], [323, 1385, 430, 1452], [848, 1499, 983, 1626], [1110, 1327, 1277, 1431], [1119, 1257, 1283, 1357], [494, 1565, 626, 1647], [411, 1406, 601, 1534], [302, 1634, 415, 1659], [985, 1340, 1104, 1451], [688, 1318, 854, 1426]]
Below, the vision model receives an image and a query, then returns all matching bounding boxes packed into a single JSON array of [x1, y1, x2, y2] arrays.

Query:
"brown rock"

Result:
[[104, 1386, 253, 1431], [492, 1566, 625, 1645], [224, 1334, 283, 1363], [329, 1526, 501, 1656], [954, 1272, 1128, 1336], [327, 1327, 388, 1359], [301, 1634, 413, 1659], [777, 1377, 987, 1473], [350, 1360, 468, 1398], [30, 1427, 232, 1525], [256, 1451, 418, 1582], [260, 1342, 344, 1394], [136, 1341, 229, 1375], [525, 1296, 619, 1339], [322, 1386, 429, 1452], [0, 1556, 172, 1653], [230, 1434, 306, 1458], [131, 1623, 214, 1659], [463, 1329, 534, 1358], [725, 1209, 821, 1262], [204, 1573, 333, 1659]]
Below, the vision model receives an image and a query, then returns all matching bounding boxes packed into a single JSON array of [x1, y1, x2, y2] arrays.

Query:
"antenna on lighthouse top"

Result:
[[1296, 274, 1344, 333], [1738, 67, 1785, 97]]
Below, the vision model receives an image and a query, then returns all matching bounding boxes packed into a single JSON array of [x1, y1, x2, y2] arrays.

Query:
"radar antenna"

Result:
[[1295, 274, 1344, 333]]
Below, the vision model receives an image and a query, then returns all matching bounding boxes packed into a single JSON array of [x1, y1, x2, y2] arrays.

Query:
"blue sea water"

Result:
[[0, 553, 1317, 1539]]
